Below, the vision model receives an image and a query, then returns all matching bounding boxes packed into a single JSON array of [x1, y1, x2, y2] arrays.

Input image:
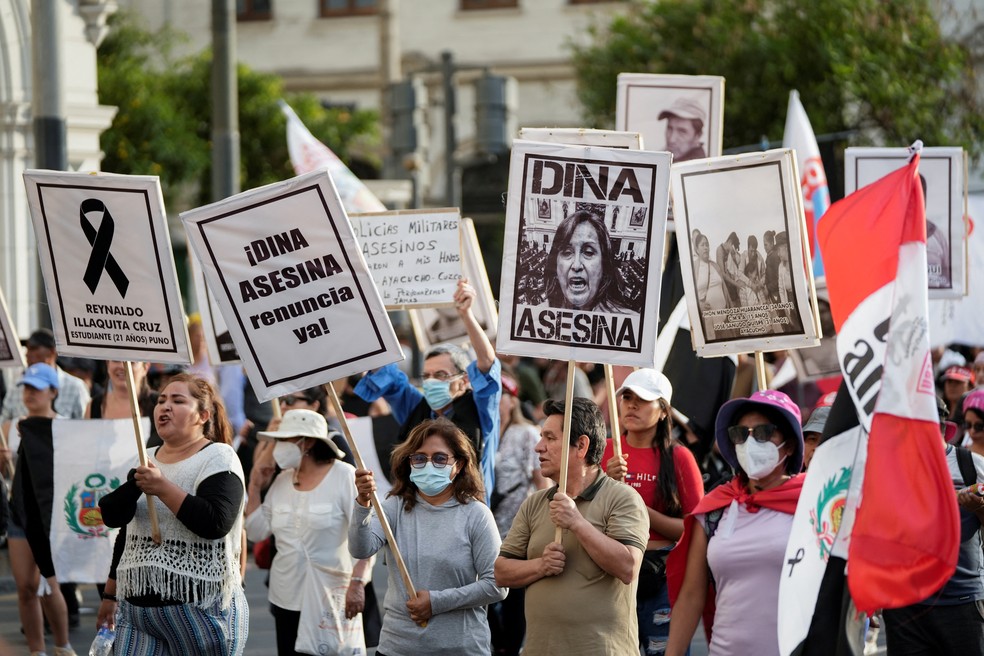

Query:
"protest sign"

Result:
[[0, 287, 24, 368], [189, 254, 241, 365], [519, 128, 643, 150], [22, 170, 192, 364], [408, 218, 498, 351], [496, 140, 671, 366], [181, 169, 404, 402], [845, 147, 966, 299], [350, 208, 462, 309], [616, 73, 724, 162], [670, 149, 821, 357]]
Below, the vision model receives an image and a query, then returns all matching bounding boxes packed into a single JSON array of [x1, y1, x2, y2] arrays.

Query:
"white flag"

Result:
[[280, 100, 386, 214]]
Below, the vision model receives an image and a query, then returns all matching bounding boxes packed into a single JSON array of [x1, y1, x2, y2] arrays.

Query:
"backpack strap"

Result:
[[956, 446, 977, 488]]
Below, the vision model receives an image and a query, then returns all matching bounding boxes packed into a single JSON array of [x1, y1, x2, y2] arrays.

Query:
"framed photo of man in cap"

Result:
[[616, 73, 725, 163]]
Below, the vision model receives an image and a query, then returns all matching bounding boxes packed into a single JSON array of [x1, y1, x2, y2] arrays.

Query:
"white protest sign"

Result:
[[22, 170, 192, 364], [349, 208, 462, 309], [180, 170, 404, 402], [497, 140, 672, 367], [0, 287, 24, 368], [519, 128, 643, 150], [189, 253, 241, 365]]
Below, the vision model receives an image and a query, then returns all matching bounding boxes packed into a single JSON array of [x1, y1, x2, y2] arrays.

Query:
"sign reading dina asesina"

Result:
[[22, 170, 192, 364], [496, 140, 672, 367], [181, 170, 403, 401]]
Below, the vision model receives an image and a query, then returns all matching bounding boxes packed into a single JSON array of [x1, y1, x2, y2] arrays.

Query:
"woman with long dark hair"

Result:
[[98, 374, 248, 654], [543, 210, 630, 313], [603, 369, 703, 656], [349, 418, 506, 655]]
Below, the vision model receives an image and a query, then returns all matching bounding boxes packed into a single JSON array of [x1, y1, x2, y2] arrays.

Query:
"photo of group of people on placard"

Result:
[[515, 201, 648, 316], [689, 226, 803, 342]]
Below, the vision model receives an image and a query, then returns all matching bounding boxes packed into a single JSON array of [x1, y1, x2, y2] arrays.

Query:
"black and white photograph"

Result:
[[497, 140, 671, 367], [671, 149, 821, 357], [787, 281, 839, 381], [616, 73, 725, 162], [845, 147, 966, 299], [0, 287, 23, 368], [409, 218, 498, 351], [518, 127, 644, 151]]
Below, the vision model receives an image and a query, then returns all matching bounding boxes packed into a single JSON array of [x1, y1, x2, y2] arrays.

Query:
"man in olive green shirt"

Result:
[[495, 398, 648, 655]]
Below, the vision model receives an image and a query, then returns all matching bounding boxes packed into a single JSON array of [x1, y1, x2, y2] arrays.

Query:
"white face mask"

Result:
[[735, 440, 787, 479], [273, 440, 303, 470]]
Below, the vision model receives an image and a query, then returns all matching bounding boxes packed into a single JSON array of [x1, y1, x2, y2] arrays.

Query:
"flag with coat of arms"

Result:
[[778, 142, 959, 655], [13, 417, 146, 583]]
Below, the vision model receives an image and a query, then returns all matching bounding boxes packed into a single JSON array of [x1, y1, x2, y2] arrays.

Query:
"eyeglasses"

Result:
[[965, 421, 984, 433], [727, 423, 780, 445], [421, 371, 463, 382], [408, 453, 456, 469], [281, 395, 313, 406]]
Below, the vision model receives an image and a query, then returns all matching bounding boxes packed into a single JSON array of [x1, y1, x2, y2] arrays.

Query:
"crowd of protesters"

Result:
[[1, 306, 983, 655]]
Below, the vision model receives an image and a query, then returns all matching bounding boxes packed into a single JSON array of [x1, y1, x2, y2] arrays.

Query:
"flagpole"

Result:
[[554, 360, 577, 543], [604, 364, 622, 470], [124, 361, 161, 544], [322, 381, 425, 626]]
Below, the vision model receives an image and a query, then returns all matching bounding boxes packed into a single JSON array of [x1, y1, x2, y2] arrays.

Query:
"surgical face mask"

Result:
[[735, 440, 787, 480], [422, 379, 454, 411], [409, 462, 453, 497], [273, 440, 303, 470]]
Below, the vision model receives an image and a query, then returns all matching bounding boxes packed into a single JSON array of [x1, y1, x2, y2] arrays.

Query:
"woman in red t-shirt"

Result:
[[603, 368, 703, 656]]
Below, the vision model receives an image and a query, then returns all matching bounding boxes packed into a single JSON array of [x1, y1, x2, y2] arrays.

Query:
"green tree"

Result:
[[572, 0, 984, 158], [97, 12, 381, 208]]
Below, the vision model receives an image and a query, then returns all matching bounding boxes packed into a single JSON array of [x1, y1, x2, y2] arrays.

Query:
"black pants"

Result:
[[489, 586, 526, 656], [883, 599, 984, 656], [270, 603, 303, 656]]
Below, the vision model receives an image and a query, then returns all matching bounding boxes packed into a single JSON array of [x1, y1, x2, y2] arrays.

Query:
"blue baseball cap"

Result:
[[19, 363, 60, 391]]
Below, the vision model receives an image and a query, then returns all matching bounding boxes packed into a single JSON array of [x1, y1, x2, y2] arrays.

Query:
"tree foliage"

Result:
[[97, 12, 381, 208], [571, 0, 984, 158]]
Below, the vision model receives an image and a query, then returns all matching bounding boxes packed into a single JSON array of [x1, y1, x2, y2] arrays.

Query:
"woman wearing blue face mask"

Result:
[[349, 417, 507, 656]]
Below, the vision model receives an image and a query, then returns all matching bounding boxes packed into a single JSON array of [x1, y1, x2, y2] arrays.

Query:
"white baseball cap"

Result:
[[615, 369, 673, 404], [257, 409, 345, 459]]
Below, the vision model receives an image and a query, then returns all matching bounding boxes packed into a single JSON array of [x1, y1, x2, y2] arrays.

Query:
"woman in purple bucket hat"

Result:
[[665, 390, 806, 656]]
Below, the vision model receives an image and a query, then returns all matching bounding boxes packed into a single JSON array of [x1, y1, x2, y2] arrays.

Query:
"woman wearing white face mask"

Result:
[[665, 390, 806, 656], [349, 417, 507, 655], [245, 409, 372, 655]]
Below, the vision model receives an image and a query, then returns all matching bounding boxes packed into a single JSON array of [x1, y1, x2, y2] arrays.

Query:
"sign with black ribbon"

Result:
[[22, 170, 192, 364], [180, 169, 404, 402]]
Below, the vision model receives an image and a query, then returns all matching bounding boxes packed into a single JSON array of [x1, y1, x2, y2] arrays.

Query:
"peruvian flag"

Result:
[[817, 143, 958, 614], [279, 100, 386, 214], [783, 90, 830, 278]]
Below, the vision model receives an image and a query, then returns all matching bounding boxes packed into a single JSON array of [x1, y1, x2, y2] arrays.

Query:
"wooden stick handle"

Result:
[[270, 397, 282, 421], [0, 420, 14, 480], [754, 352, 768, 391], [124, 362, 160, 544], [604, 364, 622, 466], [323, 382, 424, 624], [554, 360, 577, 544]]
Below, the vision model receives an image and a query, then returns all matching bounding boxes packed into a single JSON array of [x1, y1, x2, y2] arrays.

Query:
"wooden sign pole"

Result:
[[753, 351, 769, 391], [124, 361, 161, 544], [604, 364, 622, 467], [554, 360, 577, 543]]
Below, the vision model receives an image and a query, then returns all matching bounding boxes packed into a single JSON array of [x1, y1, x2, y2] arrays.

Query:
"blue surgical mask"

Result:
[[409, 462, 453, 497], [422, 379, 453, 410]]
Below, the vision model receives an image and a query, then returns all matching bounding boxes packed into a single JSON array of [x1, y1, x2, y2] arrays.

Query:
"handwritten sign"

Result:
[[350, 208, 462, 309], [180, 170, 404, 402]]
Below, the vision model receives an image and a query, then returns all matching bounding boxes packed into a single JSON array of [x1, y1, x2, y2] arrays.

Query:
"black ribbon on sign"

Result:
[[787, 547, 805, 577], [80, 198, 129, 297]]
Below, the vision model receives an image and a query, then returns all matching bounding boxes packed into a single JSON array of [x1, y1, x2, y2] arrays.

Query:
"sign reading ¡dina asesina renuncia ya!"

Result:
[[181, 170, 403, 402]]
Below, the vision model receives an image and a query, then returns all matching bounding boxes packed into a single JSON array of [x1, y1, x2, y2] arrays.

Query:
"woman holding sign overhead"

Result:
[[543, 210, 631, 314], [98, 374, 248, 654], [349, 418, 506, 655]]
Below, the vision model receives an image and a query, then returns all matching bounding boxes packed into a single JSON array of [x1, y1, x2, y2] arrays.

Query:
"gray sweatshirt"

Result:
[[348, 493, 507, 655]]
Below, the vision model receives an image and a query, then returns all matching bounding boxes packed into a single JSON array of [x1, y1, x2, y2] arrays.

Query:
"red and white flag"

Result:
[[783, 90, 830, 278], [280, 100, 386, 214], [817, 142, 958, 613]]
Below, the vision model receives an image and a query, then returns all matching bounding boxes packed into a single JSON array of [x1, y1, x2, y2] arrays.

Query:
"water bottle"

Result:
[[89, 626, 115, 656]]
